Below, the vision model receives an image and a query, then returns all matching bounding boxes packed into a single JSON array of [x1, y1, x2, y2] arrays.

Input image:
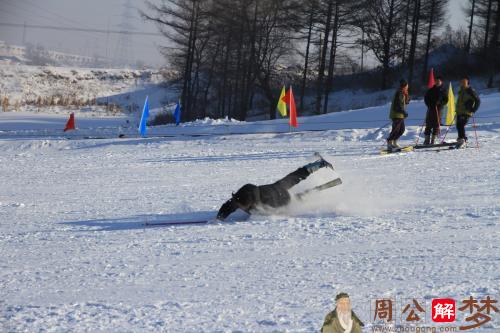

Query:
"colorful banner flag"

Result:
[[445, 83, 455, 126], [427, 68, 435, 88], [63, 112, 75, 132], [174, 101, 181, 126], [277, 85, 287, 117], [282, 86, 298, 128], [138, 96, 149, 137]]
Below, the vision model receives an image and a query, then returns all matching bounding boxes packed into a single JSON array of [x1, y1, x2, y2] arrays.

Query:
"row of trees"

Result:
[[143, 0, 500, 121], [465, 0, 500, 87]]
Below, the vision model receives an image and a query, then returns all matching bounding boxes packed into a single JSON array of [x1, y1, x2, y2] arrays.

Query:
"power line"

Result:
[[0, 22, 162, 37], [0, 1, 116, 51], [0, 1, 68, 25], [19, 0, 95, 30], [115, 0, 136, 66]]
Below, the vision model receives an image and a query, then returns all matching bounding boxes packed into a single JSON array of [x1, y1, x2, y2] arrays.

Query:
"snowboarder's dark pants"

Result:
[[424, 107, 442, 136], [273, 167, 309, 190], [456, 115, 470, 140], [387, 119, 405, 141]]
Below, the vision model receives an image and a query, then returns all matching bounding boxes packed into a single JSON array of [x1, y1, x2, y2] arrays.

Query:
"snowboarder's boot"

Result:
[[431, 135, 437, 145], [305, 158, 333, 173], [423, 135, 431, 145], [393, 140, 402, 149]]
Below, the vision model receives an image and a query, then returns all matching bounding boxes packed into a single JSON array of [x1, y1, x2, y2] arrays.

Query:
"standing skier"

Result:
[[386, 79, 410, 151], [216, 156, 338, 221], [423, 76, 448, 145], [455, 76, 480, 148]]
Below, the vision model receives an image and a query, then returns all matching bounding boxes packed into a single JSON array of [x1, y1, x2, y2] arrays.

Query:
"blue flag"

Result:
[[139, 96, 149, 137], [174, 101, 181, 126]]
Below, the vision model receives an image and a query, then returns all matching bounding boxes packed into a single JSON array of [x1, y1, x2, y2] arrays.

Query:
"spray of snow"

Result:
[[286, 156, 416, 218]]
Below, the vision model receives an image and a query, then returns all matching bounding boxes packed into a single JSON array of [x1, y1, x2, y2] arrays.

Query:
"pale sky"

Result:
[[0, 0, 469, 68]]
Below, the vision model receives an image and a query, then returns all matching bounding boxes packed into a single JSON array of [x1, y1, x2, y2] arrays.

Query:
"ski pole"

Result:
[[414, 116, 426, 146], [472, 114, 479, 149], [440, 114, 456, 144], [378, 121, 391, 148], [378, 121, 392, 131]]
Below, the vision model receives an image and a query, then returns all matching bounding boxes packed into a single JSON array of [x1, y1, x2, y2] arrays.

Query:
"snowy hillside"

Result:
[[0, 63, 179, 116], [1, 94, 499, 332]]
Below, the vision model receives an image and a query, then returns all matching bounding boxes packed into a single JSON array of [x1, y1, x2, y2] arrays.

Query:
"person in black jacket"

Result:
[[424, 76, 448, 145], [217, 157, 334, 221]]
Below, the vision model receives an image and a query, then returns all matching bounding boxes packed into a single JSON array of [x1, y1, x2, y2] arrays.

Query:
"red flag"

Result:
[[281, 86, 298, 128], [427, 68, 435, 88], [64, 112, 75, 132]]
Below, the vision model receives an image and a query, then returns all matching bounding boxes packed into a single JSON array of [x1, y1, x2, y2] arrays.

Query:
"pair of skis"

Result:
[[380, 141, 459, 155]]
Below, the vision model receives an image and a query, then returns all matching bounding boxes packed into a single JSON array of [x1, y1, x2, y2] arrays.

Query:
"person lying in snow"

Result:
[[216, 156, 340, 221]]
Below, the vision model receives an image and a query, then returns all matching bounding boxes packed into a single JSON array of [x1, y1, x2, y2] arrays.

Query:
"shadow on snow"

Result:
[[59, 210, 218, 231]]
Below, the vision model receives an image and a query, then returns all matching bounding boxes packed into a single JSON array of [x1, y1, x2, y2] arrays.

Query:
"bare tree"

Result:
[[466, 0, 477, 53], [407, 0, 423, 87], [421, 0, 448, 82], [401, 0, 412, 65], [356, 0, 407, 90], [142, 0, 209, 121], [485, 0, 500, 86], [143, 0, 299, 121], [297, 0, 320, 111], [322, 1, 361, 113], [315, 0, 335, 113], [482, 0, 494, 51]]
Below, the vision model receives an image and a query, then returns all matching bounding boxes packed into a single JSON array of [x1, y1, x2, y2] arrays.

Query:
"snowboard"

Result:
[[295, 177, 342, 200]]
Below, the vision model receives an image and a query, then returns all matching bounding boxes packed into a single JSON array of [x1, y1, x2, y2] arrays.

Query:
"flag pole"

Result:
[[472, 114, 479, 149]]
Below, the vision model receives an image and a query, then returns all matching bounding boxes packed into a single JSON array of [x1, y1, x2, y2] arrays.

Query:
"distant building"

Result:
[[0, 40, 109, 67]]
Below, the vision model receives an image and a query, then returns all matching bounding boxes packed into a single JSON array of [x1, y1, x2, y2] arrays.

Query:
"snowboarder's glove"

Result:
[[403, 111, 409, 118], [217, 198, 237, 221]]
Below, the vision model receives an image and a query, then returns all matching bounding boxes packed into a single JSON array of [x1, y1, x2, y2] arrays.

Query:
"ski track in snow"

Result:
[[1, 108, 500, 331]]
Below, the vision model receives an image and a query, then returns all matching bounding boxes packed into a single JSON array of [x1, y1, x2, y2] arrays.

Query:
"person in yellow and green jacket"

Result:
[[455, 76, 480, 148], [386, 79, 410, 151]]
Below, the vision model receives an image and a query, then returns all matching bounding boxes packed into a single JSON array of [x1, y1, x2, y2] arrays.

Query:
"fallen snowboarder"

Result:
[[216, 155, 341, 221]]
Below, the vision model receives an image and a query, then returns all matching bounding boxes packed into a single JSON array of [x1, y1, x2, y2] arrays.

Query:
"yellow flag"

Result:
[[277, 85, 287, 117], [445, 83, 455, 126]]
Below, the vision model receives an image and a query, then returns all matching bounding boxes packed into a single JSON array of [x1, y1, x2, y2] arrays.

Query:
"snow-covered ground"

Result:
[[1, 94, 499, 332]]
